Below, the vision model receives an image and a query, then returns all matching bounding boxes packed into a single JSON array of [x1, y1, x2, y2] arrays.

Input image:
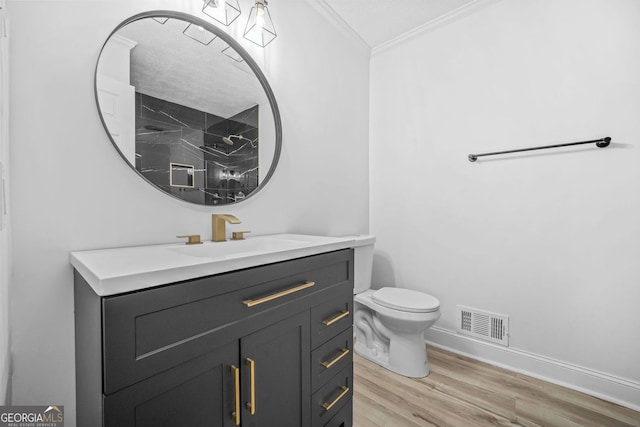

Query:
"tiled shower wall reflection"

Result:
[[135, 93, 259, 205]]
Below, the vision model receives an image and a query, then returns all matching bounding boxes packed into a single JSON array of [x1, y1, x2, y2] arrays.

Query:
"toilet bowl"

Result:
[[352, 235, 441, 378]]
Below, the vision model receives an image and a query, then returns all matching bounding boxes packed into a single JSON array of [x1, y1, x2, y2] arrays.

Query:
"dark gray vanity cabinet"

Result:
[[103, 341, 238, 427], [240, 311, 311, 427], [74, 249, 354, 427]]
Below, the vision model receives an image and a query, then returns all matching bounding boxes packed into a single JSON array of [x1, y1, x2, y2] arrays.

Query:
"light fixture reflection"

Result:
[[221, 45, 244, 63], [243, 0, 277, 47], [183, 23, 217, 45], [202, 0, 241, 26]]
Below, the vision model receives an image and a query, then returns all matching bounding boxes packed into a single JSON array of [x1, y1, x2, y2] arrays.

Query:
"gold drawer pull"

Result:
[[243, 281, 315, 307], [322, 386, 349, 411], [231, 365, 240, 425], [246, 358, 256, 415], [322, 310, 349, 326], [321, 348, 350, 369]]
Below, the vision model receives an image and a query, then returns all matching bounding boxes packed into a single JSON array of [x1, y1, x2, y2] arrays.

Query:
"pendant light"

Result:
[[202, 0, 241, 26], [243, 0, 277, 47]]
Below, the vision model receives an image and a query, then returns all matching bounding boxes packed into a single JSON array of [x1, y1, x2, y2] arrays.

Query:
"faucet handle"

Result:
[[231, 231, 251, 241], [177, 234, 203, 245]]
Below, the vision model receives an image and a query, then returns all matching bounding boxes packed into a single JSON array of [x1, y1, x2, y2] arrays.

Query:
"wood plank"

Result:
[[354, 354, 520, 426], [353, 389, 429, 427], [353, 346, 640, 427], [530, 374, 640, 426]]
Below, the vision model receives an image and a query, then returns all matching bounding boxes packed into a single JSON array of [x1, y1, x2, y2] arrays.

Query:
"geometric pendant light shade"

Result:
[[221, 45, 245, 62], [183, 23, 217, 45], [202, 0, 242, 26], [243, 0, 277, 47]]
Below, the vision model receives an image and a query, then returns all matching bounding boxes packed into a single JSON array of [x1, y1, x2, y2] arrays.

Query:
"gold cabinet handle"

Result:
[[231, 365, 240, 425], [321, 348, 350, 369], [246, 358, 256, 415], [322, 310, 349, 326], [322, 386, 349, 411], [243, 281, 315, 307]]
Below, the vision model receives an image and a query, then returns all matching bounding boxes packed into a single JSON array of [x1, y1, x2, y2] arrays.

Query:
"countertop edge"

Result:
[[71, 235, 357, 296]]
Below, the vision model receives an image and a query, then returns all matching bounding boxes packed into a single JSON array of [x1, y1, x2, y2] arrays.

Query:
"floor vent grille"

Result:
[[456, 305, 509, 346]]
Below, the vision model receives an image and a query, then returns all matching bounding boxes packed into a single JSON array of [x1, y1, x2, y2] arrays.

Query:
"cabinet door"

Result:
[[104, 341, 239, 427], [240, 311, 311, 427]]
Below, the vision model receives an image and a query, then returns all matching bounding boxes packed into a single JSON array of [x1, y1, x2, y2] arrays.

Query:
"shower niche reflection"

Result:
[[136, 93, 259, 205], [169, 163, 195, 188]]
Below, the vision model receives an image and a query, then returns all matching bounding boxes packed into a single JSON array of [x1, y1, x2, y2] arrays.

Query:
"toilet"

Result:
[[353, 235, 440, 378]]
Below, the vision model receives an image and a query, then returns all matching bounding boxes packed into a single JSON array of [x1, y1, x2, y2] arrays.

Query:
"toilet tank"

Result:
[[352, 235, 376, 294]]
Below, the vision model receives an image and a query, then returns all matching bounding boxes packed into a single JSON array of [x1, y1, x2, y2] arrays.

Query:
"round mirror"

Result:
[[95, 11, 281, 205]]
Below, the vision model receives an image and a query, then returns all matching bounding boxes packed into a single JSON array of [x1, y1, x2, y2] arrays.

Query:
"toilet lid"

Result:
[[372, 288, 440, 313]]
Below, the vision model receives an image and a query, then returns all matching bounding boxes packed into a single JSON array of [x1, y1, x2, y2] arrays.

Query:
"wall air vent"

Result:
[[456, 305, 509, 346]]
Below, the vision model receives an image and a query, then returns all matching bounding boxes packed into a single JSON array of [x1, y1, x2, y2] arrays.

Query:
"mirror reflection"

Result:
[[170, 163, 195, 188], [95, 13, 280, 205]]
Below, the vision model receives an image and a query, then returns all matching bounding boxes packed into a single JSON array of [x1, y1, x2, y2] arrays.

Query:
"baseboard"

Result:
[[425, 326, 640, 413]]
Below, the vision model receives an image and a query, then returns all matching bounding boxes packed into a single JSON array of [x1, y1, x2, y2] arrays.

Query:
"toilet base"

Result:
[[354, 337, 430, 378], [354, 291, 438, 379]]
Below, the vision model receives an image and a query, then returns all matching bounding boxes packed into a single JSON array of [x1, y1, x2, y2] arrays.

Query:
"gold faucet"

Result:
[[212, 214, 241, 242]]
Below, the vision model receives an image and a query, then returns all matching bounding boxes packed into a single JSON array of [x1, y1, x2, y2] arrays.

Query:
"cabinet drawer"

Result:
[[101, 249, 353, 394], [312, 327, 352, 392], [311, 284, 353, 349], [312, 364, 353, 427], [323, 398, 352, 427]]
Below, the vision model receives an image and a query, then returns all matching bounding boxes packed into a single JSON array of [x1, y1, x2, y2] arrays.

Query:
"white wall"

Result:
[[0, 3, 11, 405], [370, 0, 640, 409], [7, 0, 369, 424]]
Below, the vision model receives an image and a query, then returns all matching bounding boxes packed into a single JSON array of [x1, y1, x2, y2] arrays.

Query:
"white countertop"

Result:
[[70, 234, 357, 296]]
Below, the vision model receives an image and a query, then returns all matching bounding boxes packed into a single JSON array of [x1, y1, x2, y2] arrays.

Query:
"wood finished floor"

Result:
[[353, 346, 640, 427]]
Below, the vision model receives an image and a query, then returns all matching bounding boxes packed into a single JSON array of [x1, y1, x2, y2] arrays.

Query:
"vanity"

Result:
[[72, 234, 356, 427], [80, 8, 356, 425]]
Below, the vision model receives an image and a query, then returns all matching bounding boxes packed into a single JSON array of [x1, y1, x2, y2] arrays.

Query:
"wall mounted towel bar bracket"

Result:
[[468, 137, 611, 162]]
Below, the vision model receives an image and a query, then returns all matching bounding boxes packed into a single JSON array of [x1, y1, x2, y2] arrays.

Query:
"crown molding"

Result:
[[304, 0, 371, 55], [372, 0, 502, 56]]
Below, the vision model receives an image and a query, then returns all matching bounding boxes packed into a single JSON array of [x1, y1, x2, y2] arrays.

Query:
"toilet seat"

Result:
[[372, 288, 440, 313]]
